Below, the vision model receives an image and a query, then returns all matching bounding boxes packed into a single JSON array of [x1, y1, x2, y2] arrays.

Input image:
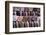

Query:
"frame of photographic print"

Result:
[[5, 1, 45, 34]]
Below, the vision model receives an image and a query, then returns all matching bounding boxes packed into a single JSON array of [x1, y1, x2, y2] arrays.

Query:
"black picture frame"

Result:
[[5, 1, 45, 34]]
